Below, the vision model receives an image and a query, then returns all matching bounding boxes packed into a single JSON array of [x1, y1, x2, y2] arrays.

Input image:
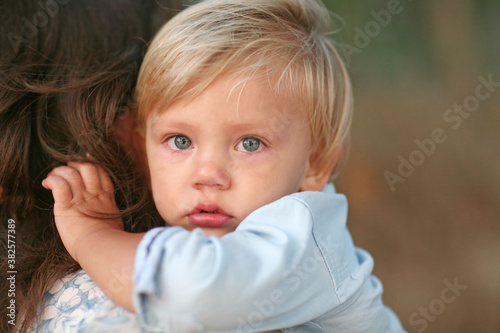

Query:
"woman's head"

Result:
[[0, 0, 182, 331], [0, 0, 180, 221]]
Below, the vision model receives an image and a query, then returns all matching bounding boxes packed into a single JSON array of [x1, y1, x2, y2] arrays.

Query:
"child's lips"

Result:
[[188, 203, 233, 227], [188, 213, 233, 227]]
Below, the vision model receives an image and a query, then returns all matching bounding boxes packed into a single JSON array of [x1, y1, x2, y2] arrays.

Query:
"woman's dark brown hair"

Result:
[[0, 0, 182, 331]]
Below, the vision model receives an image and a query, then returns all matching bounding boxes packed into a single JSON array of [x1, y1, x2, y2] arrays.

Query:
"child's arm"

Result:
[[42, 162, 141, 311], [42, 162, 314, 332]]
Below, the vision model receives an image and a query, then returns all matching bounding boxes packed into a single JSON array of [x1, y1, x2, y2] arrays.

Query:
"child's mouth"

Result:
[[188, 204, 233, 227]]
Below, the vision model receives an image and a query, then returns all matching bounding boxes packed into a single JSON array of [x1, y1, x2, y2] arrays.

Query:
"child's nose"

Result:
[[191, 154, 231, 191]]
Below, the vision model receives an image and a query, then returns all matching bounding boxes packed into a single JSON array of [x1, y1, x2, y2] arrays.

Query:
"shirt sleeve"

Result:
[[132, 184, 406, 333], [37, 270, 144, 333]]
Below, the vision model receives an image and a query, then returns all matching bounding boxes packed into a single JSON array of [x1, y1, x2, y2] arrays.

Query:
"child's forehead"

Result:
[[148, 72, 306, 119], [145, 74, 308, 132]]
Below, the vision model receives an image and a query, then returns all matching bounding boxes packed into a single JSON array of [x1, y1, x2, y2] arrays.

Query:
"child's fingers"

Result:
[[46, 166, 86, 197], [68, 162, 103, 194], [42, 175, 74, 203], [95, 165, 115, 194]]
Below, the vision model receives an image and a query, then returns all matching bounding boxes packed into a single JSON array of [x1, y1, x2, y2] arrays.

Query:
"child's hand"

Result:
[[42, 162, 123, 263]]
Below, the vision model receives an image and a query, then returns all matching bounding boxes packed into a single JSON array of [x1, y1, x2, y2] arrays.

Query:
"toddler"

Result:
[[43, 0, 406, 332]]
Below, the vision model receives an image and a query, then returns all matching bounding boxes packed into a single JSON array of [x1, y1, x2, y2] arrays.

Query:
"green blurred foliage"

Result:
[[322, 0, 500, 84]]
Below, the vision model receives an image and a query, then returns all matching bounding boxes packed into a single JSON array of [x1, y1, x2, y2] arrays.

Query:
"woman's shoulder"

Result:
[[36, 270, 144, 333]]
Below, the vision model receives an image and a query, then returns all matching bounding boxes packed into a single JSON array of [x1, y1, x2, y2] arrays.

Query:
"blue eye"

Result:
[[237, 137, 262, 152], [167, 135, 192, 150]]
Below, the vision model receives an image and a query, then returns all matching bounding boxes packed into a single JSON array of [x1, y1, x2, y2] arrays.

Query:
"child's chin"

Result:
[[200, 226, 235, 238]]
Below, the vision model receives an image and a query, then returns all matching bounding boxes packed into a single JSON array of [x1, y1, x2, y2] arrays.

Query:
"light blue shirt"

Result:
[[133, 184, 406, 332], [37, 184, 405, 332]]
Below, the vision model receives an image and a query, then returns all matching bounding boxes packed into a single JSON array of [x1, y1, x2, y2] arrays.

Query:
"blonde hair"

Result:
[[136, 0, 353, 179]]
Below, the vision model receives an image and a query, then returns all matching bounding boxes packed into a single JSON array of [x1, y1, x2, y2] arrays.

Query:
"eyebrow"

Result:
[[227, 121, 283, 142], [149, 114, 284, 142]]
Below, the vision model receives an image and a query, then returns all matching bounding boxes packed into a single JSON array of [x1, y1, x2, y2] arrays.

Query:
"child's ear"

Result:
[[301, 162, 334, 192], [301, 148, 342, 191]]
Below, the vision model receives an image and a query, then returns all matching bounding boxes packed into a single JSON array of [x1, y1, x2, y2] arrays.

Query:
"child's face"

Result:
[[144, 75, 315, 237]]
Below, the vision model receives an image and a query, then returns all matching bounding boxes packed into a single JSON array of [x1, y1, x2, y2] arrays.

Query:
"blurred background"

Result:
[[318, 0, 499, 332]]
